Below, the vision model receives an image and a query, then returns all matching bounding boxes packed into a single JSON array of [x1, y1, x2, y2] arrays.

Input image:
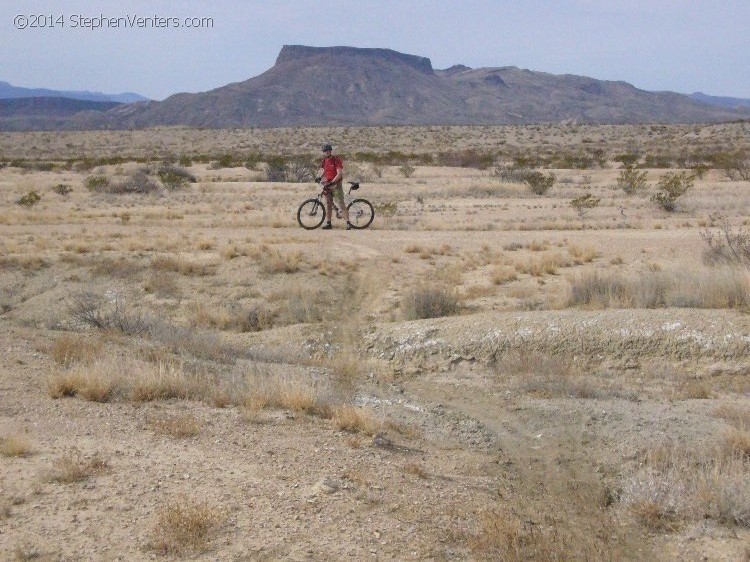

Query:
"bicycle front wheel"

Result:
[[347, 199, 375, 229], [297, 198, 326, 229]]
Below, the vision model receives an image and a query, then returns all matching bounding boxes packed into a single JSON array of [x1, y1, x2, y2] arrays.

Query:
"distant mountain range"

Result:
[[688, 92, 750, 110], [2, 46, 749, 130], [0, 81, 148, 103]]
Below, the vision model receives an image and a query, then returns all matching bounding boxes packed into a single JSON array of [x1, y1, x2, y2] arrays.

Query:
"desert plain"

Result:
[[0, 122, 749, 561]]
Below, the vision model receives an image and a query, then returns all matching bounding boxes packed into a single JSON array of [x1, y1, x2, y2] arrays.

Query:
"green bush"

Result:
[[16, 191, 41, 206], [651, 171, 694, 212], [157, 164, 195, 190], [524, 171, 555, 195], [399, 164, 416, 178], [570, 193, 600, 218], [616, 165, 648, 195], [52, 184, 73, 196], [85, 174, 111, 192]]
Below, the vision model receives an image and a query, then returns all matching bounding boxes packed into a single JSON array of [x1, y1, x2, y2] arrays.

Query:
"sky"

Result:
[[1, 0, 749, 101]]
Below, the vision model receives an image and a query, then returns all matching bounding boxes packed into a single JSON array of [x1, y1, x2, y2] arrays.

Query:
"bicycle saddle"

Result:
[[348, 182, 360, 190]]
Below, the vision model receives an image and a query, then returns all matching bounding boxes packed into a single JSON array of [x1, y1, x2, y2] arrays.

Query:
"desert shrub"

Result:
[[285, 156, 316, 182], [435, 149, 495, 169], [243, 152, 262, 170], [651, 171, 694, 212], [398, 163, 416, 178], [374, 201, 398, 218], [52, 183, 73, 196], [84, 174, 110, 192], [114, 170, 160, 194], [701, 221, 750, 267], [210, 153, 237, 169], [642, 154, 674, 168], [613, 153, 640, 167], [524, 171, 555, 195], [616, 165, 648, 195], [402, 285, 460, 320], [157, 164, 195, 190], [178, 155, 193, 167], [15, 191, 41, 207], [553, 152, 596, 170], [67, 292, 150, 335], [492, 164, 532, 183], [690, 162, 710, 179], [711, 150, 750, 181], [570, 193, 600, 218], [264, 155, 288, 182]]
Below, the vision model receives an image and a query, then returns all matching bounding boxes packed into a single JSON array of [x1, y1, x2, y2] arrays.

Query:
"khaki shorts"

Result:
[[330, 180, 345, 210]]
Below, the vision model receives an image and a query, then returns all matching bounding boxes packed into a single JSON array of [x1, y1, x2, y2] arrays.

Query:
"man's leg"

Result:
[[333, 183, 350, 224], [322, 189, 334, 229]]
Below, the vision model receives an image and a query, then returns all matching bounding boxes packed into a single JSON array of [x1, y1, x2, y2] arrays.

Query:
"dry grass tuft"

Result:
[[468, 509, 615, 561], [48, 356, 216, 404], [714, 403, 750, 429], [567, 267, 750, 309], [0, 434, 33, 457], [259, 248, 303, 274], [49, 334, 104, 366], [46, 368, 119, 403], [402, 284, 461, 320], [514, 252, 568, 276], [567, 243, 599, 264], [402, 462, 428, 479], [331, 404, 382, 435], [147, 413, 201, 438], [490, 265, 518, 285], [149, 497, 223, 555], [151, 255, 217, 276], [47, 450, 108, 483], [621, 440, 750, 529]]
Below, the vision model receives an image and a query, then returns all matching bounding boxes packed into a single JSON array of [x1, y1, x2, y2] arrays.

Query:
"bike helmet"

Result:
[[322, 143, 333, 152]]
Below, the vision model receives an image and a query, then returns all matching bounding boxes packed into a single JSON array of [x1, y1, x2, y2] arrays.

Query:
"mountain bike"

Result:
[[297, 180, 375, 230]]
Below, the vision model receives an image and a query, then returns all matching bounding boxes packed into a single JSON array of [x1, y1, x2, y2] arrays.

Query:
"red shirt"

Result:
[[321, 155, 343, 182]]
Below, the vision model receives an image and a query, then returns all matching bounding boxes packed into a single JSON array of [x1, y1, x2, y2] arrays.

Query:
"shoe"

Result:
[[346, 222, 353, 230], [321, 223, 333, 230]]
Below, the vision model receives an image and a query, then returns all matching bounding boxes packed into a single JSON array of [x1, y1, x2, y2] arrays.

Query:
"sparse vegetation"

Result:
[[570, 193, 600, 218], [15, 191, 41, 206], [149, 497, 224, 555], [157, 164, 196, 189], [401, 285, 461, 319], [651, 171, 694, 212], [1, 123, 749, 561], [524, 171, 555, 195], [616, 164, 648, 195], [701, 220, 750, 267]]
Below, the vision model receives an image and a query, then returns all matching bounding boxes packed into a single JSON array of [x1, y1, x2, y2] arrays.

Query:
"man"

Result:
[[319, 143, 352, 230]]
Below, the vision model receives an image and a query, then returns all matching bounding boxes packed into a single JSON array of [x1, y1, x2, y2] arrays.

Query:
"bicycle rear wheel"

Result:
[[347, 198, 374, 229], [297, 199, 326, 229]]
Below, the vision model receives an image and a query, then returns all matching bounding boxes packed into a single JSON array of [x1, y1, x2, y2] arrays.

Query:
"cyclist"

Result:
[[319, 143, 352, 230]]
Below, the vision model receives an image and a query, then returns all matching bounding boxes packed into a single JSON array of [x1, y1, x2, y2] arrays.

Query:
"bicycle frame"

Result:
[[297, 180, 373, 230]]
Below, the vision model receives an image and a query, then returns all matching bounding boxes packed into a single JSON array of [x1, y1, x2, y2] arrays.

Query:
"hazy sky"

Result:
[[2, 0, 748, 101]]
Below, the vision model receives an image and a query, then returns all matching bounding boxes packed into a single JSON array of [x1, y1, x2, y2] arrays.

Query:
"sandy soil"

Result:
[[1, 124, 749, 560]]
